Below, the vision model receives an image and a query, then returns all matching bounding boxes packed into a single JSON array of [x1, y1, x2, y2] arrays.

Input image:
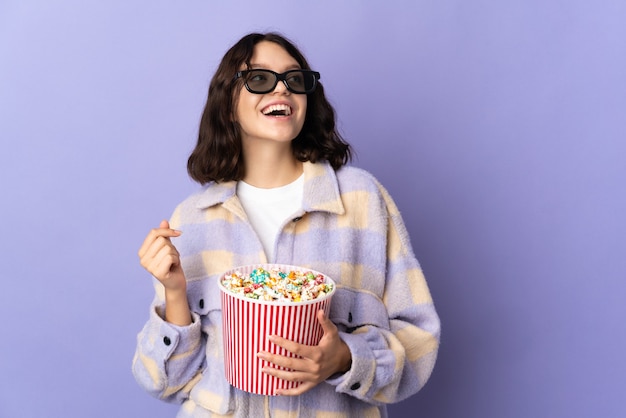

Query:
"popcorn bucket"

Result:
[[218, 264, 336, 395]]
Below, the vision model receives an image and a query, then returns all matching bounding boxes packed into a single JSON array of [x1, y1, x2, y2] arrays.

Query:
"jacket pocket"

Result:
[[329, 287, 390, 333], [187, 276, 222, 316]]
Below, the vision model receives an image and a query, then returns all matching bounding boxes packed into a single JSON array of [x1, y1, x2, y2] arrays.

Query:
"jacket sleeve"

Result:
[[327, 182, 441, 404], [131, 284, 206, 403]]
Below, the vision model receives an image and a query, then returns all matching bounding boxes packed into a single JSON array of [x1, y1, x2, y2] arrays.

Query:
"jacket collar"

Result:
[[195, 161, 345, 215]]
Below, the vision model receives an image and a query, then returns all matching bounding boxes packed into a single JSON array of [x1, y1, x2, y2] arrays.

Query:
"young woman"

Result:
[[133, 32, 440, 417]]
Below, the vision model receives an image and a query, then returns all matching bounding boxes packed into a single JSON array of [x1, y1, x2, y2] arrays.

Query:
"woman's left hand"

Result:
[[257, 310, 352, 396]]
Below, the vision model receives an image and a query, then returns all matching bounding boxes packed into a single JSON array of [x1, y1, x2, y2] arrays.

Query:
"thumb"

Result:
[[159, 219, 170, 229], [318, 310, 336, 334]]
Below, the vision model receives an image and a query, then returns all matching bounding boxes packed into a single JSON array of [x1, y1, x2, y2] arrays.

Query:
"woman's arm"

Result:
[[132, 220, 205, 402]]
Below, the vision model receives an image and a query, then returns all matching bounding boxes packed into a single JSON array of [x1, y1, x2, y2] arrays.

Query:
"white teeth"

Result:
[[262, 104, 292, 116]]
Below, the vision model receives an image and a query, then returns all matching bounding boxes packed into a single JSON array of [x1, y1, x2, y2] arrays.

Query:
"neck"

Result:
[[241, 142, 303, 188]]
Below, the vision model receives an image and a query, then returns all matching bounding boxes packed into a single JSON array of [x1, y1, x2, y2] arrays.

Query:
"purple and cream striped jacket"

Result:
[[132, 161, 440, 417]]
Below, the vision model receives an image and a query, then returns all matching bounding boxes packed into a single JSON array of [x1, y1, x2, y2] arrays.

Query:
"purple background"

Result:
[[1, 1, 625, 417]]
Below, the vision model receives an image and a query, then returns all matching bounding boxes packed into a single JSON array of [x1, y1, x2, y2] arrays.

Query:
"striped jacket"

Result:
[[132, 161, 440, 417]]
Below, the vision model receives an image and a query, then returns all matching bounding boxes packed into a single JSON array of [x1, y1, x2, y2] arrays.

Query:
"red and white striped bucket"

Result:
[[218, 264, 336, 396]]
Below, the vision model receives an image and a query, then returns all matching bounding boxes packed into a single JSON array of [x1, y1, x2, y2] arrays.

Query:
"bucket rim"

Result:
[[217, 263, 336, 306]]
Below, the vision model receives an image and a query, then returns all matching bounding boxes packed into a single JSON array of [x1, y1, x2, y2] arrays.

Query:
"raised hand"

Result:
[[138, 220, 191, 325], [138, 220, 185, 290]]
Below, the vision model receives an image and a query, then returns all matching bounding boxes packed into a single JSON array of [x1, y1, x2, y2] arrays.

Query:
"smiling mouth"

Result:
[[262, 104, 292, 117]]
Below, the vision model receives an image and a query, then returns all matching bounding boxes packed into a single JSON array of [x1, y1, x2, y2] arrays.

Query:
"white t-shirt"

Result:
[[236, 174, 304, 262]]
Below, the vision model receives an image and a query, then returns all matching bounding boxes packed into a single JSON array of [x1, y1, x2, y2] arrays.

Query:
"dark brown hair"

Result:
[[187, 32, 352, 184]]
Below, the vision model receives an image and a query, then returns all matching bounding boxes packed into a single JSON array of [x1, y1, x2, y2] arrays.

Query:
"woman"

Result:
[[133, 32, 440, 417]]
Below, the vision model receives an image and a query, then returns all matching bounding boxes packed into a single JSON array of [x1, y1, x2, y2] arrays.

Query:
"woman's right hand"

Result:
[[138, 220, 186, 291], [138, 220, 192, 326]]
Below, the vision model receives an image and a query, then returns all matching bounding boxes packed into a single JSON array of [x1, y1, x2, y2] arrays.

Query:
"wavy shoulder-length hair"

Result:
[[187, 32, 352, 184]]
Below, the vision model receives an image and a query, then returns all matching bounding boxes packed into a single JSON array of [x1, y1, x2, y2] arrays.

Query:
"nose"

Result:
[[272, 78, 290, 94]]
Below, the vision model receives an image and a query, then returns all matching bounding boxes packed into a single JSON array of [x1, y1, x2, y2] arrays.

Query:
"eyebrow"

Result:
[[248, 63, 302, 71]]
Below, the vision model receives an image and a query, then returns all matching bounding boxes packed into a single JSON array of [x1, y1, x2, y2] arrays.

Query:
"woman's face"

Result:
[[234, 41, 307, 148]]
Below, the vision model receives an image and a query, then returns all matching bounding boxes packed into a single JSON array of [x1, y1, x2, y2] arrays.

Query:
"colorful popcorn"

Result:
[[221, 267, 333, 302]]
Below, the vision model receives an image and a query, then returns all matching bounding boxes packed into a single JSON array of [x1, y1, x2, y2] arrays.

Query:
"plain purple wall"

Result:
[[1, 1, 625, 417]]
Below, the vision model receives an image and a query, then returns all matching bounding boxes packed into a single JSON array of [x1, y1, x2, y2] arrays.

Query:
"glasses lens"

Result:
[[285, 70, 316, 93], [245, 70, 277, 93], [241, 70, 318, 94]]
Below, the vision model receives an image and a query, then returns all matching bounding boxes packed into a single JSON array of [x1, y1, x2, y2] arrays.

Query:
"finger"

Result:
[[317, 310, 337, 335], [138, 222, 181, 258], [260, 364, 307, 381], [259, 366, 315, 396], [266, 335, 315, 359], [266, 334, 295, 351], [275, 381, 315, 396], [139, 236, 171, 268], [140, 237, 179, 276], [153, 245, 181, 277], [258, 351, 308, 372], [159, 220, 182, 235]]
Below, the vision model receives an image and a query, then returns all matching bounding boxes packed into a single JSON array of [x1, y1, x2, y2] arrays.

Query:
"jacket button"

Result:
[[350, 382, 361, 391], [199, 299, 204, 309], [292, 216, 302, 222], [163, 336, 171, 346]]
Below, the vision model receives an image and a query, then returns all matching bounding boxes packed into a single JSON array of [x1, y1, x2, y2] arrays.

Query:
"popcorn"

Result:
[[221, 267, 333, 302]]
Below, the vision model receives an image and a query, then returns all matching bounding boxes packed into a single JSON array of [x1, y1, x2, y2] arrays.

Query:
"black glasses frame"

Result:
[[234, 69, 321, 94]]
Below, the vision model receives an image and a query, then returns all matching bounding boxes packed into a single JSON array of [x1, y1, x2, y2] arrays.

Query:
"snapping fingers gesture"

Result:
[[137, 220, 185, 291], [138, 220, 191, 326]]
